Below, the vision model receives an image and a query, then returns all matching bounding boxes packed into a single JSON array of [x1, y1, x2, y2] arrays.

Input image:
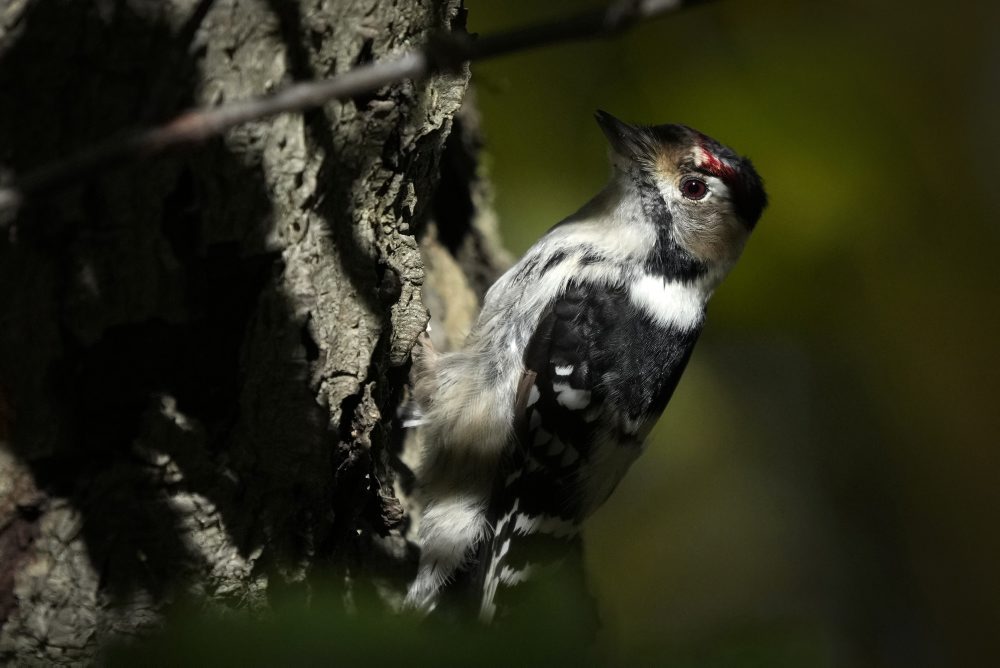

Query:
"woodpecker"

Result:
[[404, 111, 767, 621]]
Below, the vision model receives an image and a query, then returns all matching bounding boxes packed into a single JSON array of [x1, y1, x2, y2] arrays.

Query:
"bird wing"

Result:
[[479, 279, 702, 621]]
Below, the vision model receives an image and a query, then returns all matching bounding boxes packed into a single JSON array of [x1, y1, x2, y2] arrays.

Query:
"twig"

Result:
[[0, 0, 708, 215]]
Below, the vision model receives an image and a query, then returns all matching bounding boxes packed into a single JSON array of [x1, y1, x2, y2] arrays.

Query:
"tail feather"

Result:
[[477, 459, 583, 623], [404, 492, 489, 614]]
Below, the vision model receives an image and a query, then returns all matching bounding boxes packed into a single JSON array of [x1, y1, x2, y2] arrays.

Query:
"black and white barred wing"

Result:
[[479, 279, 703, 620], [480, 282, 630, 620], [511, 282, 616, 515], [511, 279, 692, 514]]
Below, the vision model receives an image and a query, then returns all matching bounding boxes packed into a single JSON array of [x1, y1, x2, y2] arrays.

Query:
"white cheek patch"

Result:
[[629, 274, 705, 331]]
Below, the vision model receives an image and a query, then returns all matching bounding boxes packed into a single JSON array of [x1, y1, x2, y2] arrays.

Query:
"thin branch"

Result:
[[0, 0, 708, 215]]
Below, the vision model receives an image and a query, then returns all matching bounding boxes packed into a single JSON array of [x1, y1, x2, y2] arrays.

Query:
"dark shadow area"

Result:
[[0, 0, 330, 616], [807, 360, 945, 667], [430, 115, 478, 254]]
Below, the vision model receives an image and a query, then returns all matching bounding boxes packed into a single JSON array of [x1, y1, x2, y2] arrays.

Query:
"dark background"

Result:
[[467, 0, 1000, 665]]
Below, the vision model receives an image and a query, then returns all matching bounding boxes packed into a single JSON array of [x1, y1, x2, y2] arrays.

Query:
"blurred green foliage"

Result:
[[104, 577, 602, 668], [467, 0, 1000, 666]]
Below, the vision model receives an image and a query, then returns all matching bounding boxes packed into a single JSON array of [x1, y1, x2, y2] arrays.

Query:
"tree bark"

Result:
[[0, 0, 504, 663]]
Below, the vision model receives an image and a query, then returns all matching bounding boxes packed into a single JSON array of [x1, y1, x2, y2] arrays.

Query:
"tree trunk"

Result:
[[0, 0, 505, 663]]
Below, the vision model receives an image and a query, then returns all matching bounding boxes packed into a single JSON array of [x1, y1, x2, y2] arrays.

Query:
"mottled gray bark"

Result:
[[0, 0, 503, 663]]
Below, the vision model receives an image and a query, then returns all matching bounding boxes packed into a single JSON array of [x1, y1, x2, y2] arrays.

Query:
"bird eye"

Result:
[[680, 178, 708, 200]]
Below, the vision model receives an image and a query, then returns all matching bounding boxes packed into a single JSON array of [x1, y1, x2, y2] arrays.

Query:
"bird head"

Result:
[[594, 110, 767, 272]]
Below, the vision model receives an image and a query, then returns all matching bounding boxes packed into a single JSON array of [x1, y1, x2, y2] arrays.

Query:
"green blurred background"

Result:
[[466, 0, 1000, 665]]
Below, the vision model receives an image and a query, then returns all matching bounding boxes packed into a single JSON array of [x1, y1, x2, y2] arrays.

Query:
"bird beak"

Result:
[[594, 110, 646, 158]]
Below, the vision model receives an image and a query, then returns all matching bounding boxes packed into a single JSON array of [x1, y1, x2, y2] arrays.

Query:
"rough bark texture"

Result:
[[0, 0, 505, 663]]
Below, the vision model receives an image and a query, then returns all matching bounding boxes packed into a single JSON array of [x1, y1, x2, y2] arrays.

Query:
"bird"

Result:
[[403, 110, 767, 622]]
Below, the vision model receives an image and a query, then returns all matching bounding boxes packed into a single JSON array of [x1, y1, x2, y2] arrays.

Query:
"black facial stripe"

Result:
[[633, 175, 706, 281]]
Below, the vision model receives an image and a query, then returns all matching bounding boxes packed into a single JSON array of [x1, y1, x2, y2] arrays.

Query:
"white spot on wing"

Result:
[[480, 594, 496, 622], [499, 564, 535, 585], [629, 274, 705, 330], [513, 513, 578, 539], [513, 513, 539, 534], [497, 538, 511, 560], [554, 365, 573, 376], [496, 500, 518, 533], [555, 386, 591, 410]]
